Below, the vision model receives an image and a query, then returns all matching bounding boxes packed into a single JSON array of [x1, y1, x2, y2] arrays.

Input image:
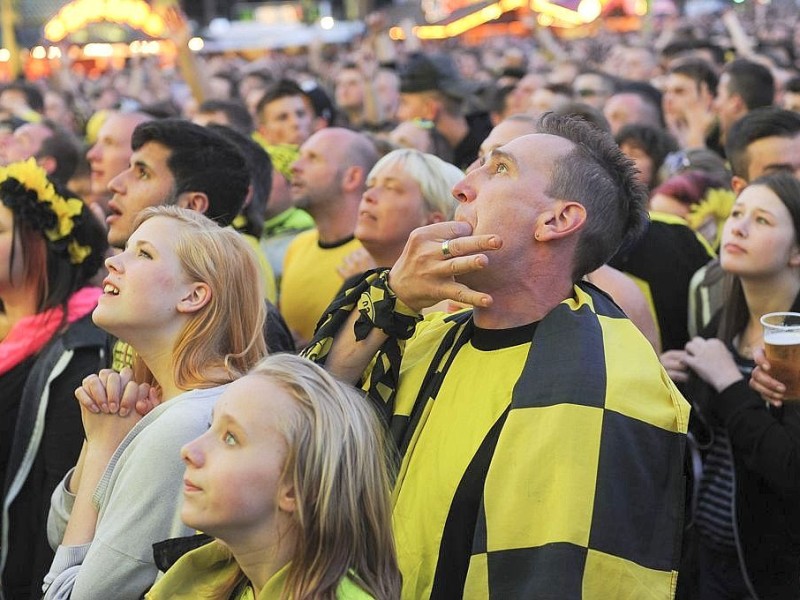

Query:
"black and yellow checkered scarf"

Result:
[[304, 270, 690, 598]]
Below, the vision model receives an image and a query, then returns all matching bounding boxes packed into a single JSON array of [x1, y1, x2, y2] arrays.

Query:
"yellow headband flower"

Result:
[[687, 188, 736, 250], [0, 158, 91, 264]]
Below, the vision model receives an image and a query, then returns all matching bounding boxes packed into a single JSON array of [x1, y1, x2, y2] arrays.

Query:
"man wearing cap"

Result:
[[397, 52, 492, 171], [304, 113, 689, 598]]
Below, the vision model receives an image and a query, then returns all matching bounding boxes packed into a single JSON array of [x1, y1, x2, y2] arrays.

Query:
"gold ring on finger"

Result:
[[441, 239, 452, 258]]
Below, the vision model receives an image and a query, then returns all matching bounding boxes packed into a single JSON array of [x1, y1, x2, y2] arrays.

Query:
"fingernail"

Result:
[[109, 403, 117, 413], [120, 408, 129, 417], [90, 405, 100, 414]]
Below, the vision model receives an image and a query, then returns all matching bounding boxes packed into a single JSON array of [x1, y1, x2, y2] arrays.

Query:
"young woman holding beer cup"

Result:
[[661, 171, 800, 599]]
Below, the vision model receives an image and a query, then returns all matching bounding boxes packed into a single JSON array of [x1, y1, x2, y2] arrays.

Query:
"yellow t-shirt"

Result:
[[280, 229, 362, 345], [382, 287, 689, 599], [391, 317, 532, 599]]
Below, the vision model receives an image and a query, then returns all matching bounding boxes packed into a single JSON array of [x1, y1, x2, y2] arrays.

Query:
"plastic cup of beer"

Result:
[[760, 312, 800, 401]]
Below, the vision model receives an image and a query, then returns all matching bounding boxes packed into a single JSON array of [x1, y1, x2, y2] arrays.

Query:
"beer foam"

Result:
[[764, 330, 800, 345]]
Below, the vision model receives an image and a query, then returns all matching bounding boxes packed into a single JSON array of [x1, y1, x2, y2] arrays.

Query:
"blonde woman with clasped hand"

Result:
[[43, 206, 266, 599]]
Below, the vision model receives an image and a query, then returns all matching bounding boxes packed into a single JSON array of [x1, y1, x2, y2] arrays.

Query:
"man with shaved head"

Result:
[[280, 127, 379, 347]]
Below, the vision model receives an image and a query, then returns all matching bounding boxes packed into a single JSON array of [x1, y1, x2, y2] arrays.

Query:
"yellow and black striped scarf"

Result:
[[304, 271, 690, 598]]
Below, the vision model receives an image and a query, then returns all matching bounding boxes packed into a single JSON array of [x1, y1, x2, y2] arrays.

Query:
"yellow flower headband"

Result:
[[686, 188, 736, 249], [0, 158, 92, 264]]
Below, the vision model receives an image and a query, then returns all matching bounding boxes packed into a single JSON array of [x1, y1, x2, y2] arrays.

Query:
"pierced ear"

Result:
[[177, 282, 212, 314], [534, 201, 587, 242], [177, 192, 210, 215]]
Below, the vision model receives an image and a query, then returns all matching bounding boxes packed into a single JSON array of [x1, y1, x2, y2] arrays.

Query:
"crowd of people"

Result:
[[1, 3, 800, 599]]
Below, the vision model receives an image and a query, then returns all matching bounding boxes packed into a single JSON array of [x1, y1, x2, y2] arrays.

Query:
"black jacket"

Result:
[[711, 378, 800, 599], [1, 315, 110, 600], [682, 308, 800, 600]]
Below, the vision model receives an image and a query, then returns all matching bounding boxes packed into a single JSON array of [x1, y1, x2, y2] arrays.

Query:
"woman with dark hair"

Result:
[[0, 158, 108, 600], [615, 123, 679, 190], [662, 172, 800, 599]]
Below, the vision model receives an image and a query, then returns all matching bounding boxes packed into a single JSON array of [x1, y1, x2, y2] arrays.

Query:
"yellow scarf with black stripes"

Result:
[[304, 271, 690, 598]]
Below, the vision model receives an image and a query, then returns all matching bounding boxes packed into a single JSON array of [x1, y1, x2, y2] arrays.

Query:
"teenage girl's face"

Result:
[[180, 374, 296, 547], [720, 184, 800, 278], [0, 205, 24, 297], [93, 216, 195, 340]]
